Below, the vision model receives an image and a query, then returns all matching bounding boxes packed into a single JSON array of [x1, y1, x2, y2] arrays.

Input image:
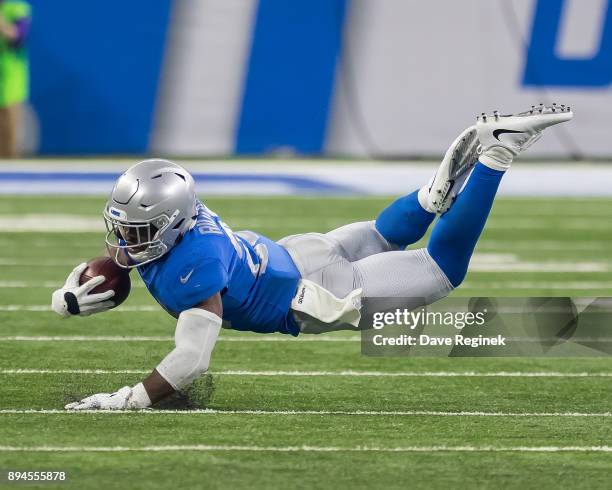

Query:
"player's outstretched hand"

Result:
[[65, 385, 151, 411], [51, 262, 115, 317], [65, 386, 134, 411]]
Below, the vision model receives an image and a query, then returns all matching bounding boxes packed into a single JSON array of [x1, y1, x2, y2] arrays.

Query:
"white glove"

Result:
[[65, 383, 151, 411], [51, 263, 115, 317]]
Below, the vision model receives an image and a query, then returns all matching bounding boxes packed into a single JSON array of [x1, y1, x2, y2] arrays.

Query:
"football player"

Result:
[[52, 105, 573, 410]]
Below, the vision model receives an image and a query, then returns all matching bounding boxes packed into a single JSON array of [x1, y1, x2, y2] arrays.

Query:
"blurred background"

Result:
[[1, 0, 612, 197], [7, 0, 612, 159]]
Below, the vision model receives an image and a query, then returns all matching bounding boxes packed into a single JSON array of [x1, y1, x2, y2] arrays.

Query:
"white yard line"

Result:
[[0, 281, 146, 288], [0, 409, 610, 417], [462, 281, 612, 290], [2, 281, 611, 292], [0, 217, 608, 232], [1, 251, 611, 274], [5, 291, 612, 313], [2, 262, 609, 273], [1, 222, 607, 233], [0, 215, 104, 232], [5, 303, 612, 313], [0, 305, 159, 312], [1, 369, 611, 377], [485, 219, 611, 231], [492, 209, 612, 217], [0, 281, 59, 288], [469, 262, 610, 272], [4, 281, 612, 290], [0, 239, 606, 252], [0, 259, 88, 266], [0, 444, 610, 453], [1, 369, 149, 374], [0, 335, 359, 342], [0, 217, 299, 233], [6, 335, 612, 344], [478, 241, 609, 251]]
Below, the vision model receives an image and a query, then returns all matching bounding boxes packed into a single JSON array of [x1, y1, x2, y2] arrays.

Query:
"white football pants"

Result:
[[278, 221, 454, 333]]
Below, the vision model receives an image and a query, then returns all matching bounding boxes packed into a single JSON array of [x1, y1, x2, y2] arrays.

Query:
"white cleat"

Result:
[[419, 125, 480, 214], [476, 104, 574, 171]]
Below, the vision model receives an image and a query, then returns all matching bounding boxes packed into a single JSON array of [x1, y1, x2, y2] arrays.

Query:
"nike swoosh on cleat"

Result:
[[493, 129, 525, 141]]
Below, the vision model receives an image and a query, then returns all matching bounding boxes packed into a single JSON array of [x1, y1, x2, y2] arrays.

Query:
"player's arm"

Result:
[[141, 293, 223, 404], [64, 293, 223, 410]]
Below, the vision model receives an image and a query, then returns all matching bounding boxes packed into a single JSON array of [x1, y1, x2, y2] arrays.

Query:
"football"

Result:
[[79, 256, 131, 308]]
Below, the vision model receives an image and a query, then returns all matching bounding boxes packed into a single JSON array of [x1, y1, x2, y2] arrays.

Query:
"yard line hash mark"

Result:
[[0, 336, 360, 342]]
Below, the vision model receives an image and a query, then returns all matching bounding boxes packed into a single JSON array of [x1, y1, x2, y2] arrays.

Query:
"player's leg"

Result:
[[427, 163, 502, 287], [374, 126, 480, 249], [291, 105, 573, 334], [333, 126, 482, 315], [428, 104, 573, 287], [283, 227, 451, 334], [324, 221, 398, 261], [352, 247, 453, 328], [287, 123, 497, 333], [294, 246, 453, 334], [324, 126, 481, 262]]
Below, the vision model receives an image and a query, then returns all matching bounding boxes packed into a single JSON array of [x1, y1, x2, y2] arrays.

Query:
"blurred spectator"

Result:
[[0, 0, 30, 158]]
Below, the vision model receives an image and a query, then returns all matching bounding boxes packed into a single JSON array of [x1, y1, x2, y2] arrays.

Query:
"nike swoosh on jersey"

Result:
[[493, 129, 525, 141], [180, 269, 194, 284]]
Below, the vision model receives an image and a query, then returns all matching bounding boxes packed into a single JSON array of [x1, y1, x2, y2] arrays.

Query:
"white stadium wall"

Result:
[[325, 0, 612, 158]]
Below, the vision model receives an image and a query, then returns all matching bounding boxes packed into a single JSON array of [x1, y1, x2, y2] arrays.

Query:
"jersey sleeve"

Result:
[[167, 258, 229, 312]]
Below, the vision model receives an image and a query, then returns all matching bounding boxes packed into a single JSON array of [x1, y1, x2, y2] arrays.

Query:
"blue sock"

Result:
[[427, 162, 504, 287], [375, 190, 435, 248]]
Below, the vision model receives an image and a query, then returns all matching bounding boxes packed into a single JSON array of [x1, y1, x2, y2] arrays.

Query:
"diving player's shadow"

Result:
[[154, 373, 215, 410]]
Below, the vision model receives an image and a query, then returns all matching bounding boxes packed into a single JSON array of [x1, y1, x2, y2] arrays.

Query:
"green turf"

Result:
[[1, 195, 611, 489]]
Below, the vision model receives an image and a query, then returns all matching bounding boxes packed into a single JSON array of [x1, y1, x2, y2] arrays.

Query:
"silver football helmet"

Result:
[[104, 159, 197, 268]]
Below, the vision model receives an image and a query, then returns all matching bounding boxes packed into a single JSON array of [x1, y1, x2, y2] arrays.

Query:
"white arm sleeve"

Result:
[[156, 308, 222, 390]]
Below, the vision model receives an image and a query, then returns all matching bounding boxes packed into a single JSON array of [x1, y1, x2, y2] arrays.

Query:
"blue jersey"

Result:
[[138, 202, 301, 336]]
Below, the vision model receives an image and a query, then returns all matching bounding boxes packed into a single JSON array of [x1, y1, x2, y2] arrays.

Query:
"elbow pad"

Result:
[[156, 308, 222, 390]]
